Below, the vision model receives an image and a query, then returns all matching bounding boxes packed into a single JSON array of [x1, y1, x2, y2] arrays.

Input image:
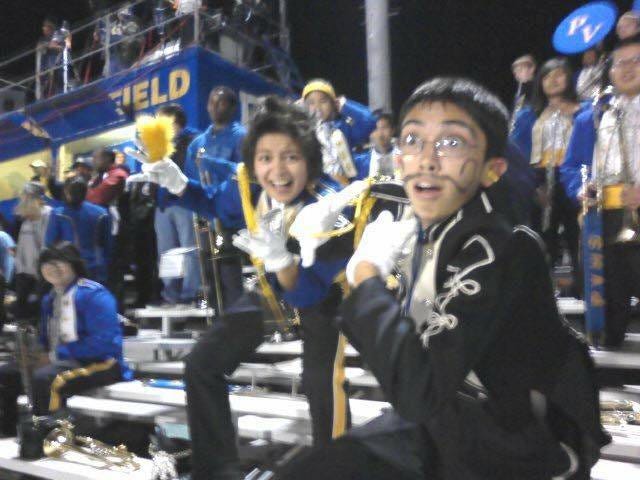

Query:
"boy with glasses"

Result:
[[287, 77, 608, 480]]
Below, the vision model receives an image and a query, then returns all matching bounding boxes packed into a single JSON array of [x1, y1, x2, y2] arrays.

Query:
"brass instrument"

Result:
[[236, 163, 299, 338], [612, 105, 640, 244], [193, 147, 225, 319], [541, 110, 561, 232], [44, 419, 140, 470]]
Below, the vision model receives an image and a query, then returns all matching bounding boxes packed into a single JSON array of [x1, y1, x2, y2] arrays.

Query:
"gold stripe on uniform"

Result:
[[49, 358, 117, 411], [603, 184, 625, 210], [331, 332, 348, 438]]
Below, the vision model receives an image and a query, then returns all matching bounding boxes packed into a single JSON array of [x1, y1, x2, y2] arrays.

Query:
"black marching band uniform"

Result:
[[282, 187, 609, 479]]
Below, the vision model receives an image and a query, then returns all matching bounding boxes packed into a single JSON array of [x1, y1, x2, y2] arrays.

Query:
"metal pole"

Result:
[[35, 48, 42, 100], [104, 16, 111, 76], [279, 0, 290, 53], [365, 0, 391, 112], [63, 45, 69, 93], [194, 5, 200, 46]]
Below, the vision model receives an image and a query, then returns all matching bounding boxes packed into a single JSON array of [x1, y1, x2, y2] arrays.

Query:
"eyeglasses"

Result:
[[398, 133, 477, 159], [612, 55, 640, 70]]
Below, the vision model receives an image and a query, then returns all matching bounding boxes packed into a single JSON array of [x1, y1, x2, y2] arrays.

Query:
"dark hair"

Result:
[[241, 95, 323, 183], [398, 77, 508, 160], [64, 176, 88, 207], [374, 111, 394, 128], [157, 103, 187, 128], [38, 241, 88, 279], [94, 148, 116, 164], [209, 85, 238, 107], [531, 57, 578, 116]]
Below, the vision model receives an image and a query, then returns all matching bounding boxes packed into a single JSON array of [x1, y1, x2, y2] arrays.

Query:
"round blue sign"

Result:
[[553, 1, 618, 54]]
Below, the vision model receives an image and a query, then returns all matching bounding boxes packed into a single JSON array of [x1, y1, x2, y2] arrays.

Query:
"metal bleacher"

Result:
[[3, 296, 639, 478]]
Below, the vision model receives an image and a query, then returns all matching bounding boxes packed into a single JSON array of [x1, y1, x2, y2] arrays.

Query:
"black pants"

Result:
[[107, 231, 129, 312], [602, 209, 640, 347], [13, 273, 47, 325], [131, 223, 160, 307], [533, 169, 581, 295], [0, 359, 121, 435], [184, 290, 349, 479], [278, 408, 576, 480], [0, 273, 5, 330]]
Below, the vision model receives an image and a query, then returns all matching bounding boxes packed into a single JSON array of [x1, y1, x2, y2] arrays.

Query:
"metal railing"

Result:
[[0, 0, 292, 109]]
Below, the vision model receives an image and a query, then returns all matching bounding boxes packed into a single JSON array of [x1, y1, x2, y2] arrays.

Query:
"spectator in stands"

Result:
[[0, 242, 131, 436], [301, 78, 376, 185], [13, 182, 52, 324], [71, 155, 94, 182], [0, 227, 15, 330], [174, 0, 204, 47], [354, 111, 398, 180], [45, 177, 112, 284], [36, 17, 65, 98], [576, 46, 607, 101], [150, 103, 200, 306], [616, 11, 640, 41], [29, 159, 63, 200], [510, 54, 536, 129], [103, 6, 142, 75], [88, 148, 129, 309], [88, 149, 129, 208]]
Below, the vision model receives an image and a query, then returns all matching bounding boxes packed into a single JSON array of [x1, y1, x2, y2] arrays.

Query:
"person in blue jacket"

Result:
[[183, 85, 247, 185], [354, 111, 398, 180], [140, 96, 365, 480], [45, 176, 112, 285], [511, 57, 586, 295], [0, 242, 130, 436], [562, 35, 640, 347], [302, 78, 376, 185], [182, 86, 247, 310]]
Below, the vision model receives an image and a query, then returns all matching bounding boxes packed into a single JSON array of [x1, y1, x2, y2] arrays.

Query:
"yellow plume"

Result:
[[135, 115, 175, 163]]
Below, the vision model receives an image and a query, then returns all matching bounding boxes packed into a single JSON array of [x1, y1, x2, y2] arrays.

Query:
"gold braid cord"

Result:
[[49, 358, 117, 411], [236, 163, 289, 331], [331, 181, 376, 439]]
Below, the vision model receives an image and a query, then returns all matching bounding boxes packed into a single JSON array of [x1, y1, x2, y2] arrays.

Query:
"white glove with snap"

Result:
[[289, 180, 368, 268], [141, 159, 188, 195], [345, 210, 417, 286], [232, 213, 294, 273]]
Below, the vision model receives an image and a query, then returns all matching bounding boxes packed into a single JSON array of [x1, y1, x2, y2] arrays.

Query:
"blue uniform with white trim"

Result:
[[39, 277, 132, 380], [183, 122, 246, 185], [560, 106, 596, 203], [335, 99, 377, 150], [45, 202, 112, 284], [178, 174, 353, 478], [178, 175, 348, 307]]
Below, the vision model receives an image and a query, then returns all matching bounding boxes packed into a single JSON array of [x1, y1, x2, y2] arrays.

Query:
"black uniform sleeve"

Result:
[[339, 228, 507, 425]]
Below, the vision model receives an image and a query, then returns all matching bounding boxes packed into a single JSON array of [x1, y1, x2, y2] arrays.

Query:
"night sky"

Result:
[[0, 0, 635, 115]]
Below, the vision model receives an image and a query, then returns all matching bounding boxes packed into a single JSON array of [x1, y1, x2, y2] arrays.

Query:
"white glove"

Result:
[[126, 172, 151, 185], [290, 180, 368, 268], [141, 159, 188, 195], [346, 210, 417, 286], [232, 215, 294, 272]]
